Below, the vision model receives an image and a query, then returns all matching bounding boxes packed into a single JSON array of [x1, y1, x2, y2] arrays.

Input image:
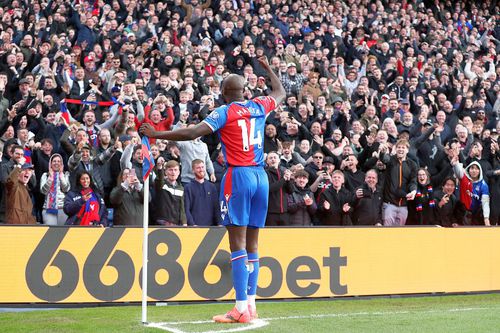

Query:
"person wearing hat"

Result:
[[68, 139, 116, 195], [5, 158, 36, 224], [287, 169, 317, 226], [298, 72, 322, 104], [39, 153, 70, 225], [16, 78, 31, 103], [282, 62, 306, 96], [0, 145, 37, 223], [310, 155, 336, 198]]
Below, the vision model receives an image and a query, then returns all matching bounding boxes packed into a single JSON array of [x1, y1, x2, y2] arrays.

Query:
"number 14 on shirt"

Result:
[[237, 118, 262, 152]]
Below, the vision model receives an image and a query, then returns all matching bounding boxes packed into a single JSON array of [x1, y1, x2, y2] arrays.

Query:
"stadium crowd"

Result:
[[0, 0, 499, 227]]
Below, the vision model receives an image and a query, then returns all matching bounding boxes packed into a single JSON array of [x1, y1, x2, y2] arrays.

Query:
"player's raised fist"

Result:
[[257, 56, 270, 69]]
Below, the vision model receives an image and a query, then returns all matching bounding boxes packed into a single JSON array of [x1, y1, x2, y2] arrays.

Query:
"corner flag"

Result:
[[141, 136, 155, 181]]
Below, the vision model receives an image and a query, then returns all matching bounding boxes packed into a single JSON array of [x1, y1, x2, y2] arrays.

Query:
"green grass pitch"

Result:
[[1, 293, 500, 332]]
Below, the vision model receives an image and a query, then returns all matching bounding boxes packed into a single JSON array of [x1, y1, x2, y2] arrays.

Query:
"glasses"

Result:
[[313, 156, 323, 159]]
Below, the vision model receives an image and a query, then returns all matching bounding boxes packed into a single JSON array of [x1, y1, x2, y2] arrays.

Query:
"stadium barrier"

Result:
[[1, 225, 499, 303]]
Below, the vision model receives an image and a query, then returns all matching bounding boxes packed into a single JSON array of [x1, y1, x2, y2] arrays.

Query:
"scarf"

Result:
[[87, 128, 99, 147], [77, 189, 100, 226], [46, 172, 59, 215], [415, 185, 436, 225], [416, 185, 436, 212]]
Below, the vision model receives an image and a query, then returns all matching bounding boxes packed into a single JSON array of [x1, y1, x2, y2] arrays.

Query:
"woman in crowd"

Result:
[[407, 168, 438, 225], [63, 171, 108, 226], [40, 153, 70, 225]]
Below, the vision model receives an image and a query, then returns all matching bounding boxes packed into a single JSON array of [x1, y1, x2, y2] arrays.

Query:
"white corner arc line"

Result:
[[147, 319, 269, 333]]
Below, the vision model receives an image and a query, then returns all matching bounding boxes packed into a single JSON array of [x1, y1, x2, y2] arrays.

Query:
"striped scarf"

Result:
[[46, 172, 59, 215]]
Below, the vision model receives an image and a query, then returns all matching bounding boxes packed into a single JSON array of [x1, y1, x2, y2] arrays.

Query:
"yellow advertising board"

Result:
[[1, 226, 499, 303]]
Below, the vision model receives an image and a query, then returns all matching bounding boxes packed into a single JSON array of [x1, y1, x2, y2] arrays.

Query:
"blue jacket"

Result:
[[184, 180, 220, 226], [64, 190, 108, 226]]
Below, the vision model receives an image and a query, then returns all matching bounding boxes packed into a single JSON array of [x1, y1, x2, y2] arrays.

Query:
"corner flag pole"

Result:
[[141, 136, 154, 325], [142, 174, 149, 324]]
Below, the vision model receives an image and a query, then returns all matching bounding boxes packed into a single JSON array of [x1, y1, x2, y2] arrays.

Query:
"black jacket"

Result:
[[317, 186, 353, 226], [381, 155, 418, 206], [343, 169, 365, 192], [287, 185, 317, 226], [266, 166, 293, 214], [351, 184, 383, 225], [151, 168, 186, 225]]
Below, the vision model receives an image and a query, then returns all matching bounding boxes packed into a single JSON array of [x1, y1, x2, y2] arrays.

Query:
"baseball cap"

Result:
[[287, 63, 297, 68], [84, 56, 94, 63], [111, 86, 121, 93], [332, 96, 343, 104], [323, 156, 335, 165], [21, 163, 34, 170], [424, 119, 433, 127], [119, 135, 132, 142], [18, 78, 29, 85], [400, 98, 410, 104], [381, 94, 390, 99]]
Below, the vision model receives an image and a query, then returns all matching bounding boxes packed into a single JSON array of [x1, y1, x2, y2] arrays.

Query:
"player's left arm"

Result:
[[258, 56, 286, 107], [139, 121, 213, 141]]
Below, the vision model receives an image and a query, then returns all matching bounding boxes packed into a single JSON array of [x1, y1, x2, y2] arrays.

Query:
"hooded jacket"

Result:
[[40, 154, 71, 210], [453, 161, 490, 218]]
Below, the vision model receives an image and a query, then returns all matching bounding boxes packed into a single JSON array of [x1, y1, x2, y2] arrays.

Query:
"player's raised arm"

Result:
[[139, 122, 213, 141], [257, 56, 286, 106]]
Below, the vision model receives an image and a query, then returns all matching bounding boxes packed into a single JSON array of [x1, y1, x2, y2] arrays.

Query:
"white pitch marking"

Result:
[[147, 306, 498, 333], [147, 319, 269, 333]]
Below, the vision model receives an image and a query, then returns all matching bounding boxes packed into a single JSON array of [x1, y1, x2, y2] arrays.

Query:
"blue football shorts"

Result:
[[220, 166, 269, 228]]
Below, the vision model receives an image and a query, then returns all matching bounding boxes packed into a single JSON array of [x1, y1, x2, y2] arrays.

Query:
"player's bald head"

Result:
[[222, 74, 245, 91], [222, 74, 245, 103]]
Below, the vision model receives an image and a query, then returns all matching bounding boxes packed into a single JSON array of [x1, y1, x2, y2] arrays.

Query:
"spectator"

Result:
[[265, 151, 293, 226], [287, 169, 317, 226], [381, 139, 418, 226], [6, 161, 36, 224], [63, 170, 108, 226], [340, 154, 365, 192], [68, 142, 116, 194], [109, 168, 144, 226], [435, 177, 466, 228], [177, 124, 215, 185], [352, 169, 383, 226], [452, 159, 491, 226], [151, 159, 186, 226], [317, 170, 353, 226], [183, 159, 220, 226], [39, 153, 70, 225], [407, 168, 438, 226]]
